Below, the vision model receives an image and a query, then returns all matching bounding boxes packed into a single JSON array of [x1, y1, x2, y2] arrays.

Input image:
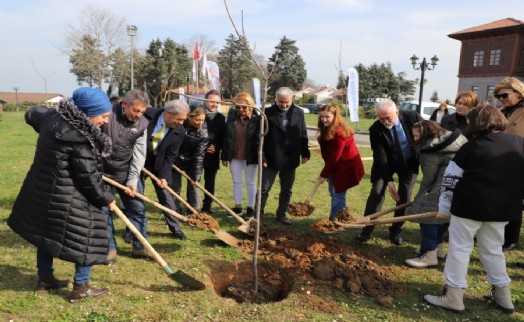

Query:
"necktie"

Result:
[[152, 123, 167, 151], [393, 125, 406, 167]]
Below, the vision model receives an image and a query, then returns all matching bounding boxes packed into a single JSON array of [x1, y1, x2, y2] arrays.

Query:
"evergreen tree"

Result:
[[217, 34, 255, 99], [430, 90, 439, 102], [69, 35, 105, 87], [268, 36, 307, 92]]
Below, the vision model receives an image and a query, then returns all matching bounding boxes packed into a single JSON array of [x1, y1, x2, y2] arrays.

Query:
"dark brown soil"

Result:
[[186, 212, 219, 229], [311, 219, 340, 232], [287, 202, 315, 217], [333, 207, 357, 223], [212, 228, 402, 306]]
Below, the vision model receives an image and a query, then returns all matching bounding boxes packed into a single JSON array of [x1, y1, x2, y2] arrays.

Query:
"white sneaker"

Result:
[[405, 250, 438, 268]]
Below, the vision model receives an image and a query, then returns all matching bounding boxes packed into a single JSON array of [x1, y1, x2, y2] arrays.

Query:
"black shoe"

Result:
[[131, 248, 154, 260], [355, 232, 371, 243], [389, 233, 404, 245], [36, 274, 69, 291], [502, 243, 517, 251], [276, 213, 292, 225], [172, 230, 187, 240], [232, 207, 243, 215], [243, 207, 254, 219], [515, 262, 524, 268], [202, 207, 215, 214]]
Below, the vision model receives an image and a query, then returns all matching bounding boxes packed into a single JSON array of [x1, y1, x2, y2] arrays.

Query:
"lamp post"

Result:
[[410, 54, 439, 115], [13, 86, 19, 111], [127, 25, 137, 90]]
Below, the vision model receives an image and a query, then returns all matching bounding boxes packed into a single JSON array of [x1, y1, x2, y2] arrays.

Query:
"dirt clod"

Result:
[[186, 212, 219, 229], [311, 219, 340, 232], [333, 208, 357, 223], [288, 202, 315, 217]]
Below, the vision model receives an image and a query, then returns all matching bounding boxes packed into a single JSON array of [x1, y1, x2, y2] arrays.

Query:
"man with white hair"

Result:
[[355, 99, 421, 245], [260, 87, 310, 225]]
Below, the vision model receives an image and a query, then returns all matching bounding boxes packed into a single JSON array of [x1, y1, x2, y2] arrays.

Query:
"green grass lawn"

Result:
[[0, 111, 523, 321]]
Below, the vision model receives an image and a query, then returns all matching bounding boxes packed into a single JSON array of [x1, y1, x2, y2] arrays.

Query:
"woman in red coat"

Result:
[[317, 104, 365, 220]]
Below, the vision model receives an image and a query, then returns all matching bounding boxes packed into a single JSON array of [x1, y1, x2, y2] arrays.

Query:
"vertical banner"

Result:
[[179, 87, 186, 103], [206, 61, 221, 92], [193, 42, 200, 92], [201, 52, 208, 90], [347, 67, 359, 122], [253, 78, 261, 109]]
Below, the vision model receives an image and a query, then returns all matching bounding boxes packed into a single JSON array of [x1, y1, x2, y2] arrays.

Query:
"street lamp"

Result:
[[127, 25, 137, 90], [410, 54, 439, 115], [13, 86, 19, 111]]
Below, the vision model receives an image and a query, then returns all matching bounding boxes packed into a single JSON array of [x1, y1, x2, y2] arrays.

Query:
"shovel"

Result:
[[288, 177, 323, 217], [102, 176, 188, 223], [336, 212, 437, 229], [172, 164, 254, 235], [111, 204, 205, 290], [333, 201, 414, 227], [142, 168, 240, 248]]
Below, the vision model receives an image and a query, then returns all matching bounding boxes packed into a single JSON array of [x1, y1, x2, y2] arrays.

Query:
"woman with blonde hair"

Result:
[[493, 77, 524, 253], [430, 102, 449, 124], [317, 104, 364, 220], [221, 92, 260, 218], [441, 91, 479, 133]]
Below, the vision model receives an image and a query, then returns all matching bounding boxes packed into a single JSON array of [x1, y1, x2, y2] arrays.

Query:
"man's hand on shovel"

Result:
[[125, 185, 137, 197], [387, 181, 400, 202]]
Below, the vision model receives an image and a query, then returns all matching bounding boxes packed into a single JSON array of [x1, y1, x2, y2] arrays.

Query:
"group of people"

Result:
[[7, 77, 524, 312], [354, 78, 524, 315], [6, 85, 315, 302]]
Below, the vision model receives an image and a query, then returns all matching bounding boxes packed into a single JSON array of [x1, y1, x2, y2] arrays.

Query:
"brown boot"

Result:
[[69, 283, 109, 303], [36, 274, 69, 291], [276, 212, 292, 225]]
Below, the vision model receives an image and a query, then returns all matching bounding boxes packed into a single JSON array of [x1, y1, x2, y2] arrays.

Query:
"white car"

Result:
[[297, 105, 311, 114], [398, 101, 455, 120]]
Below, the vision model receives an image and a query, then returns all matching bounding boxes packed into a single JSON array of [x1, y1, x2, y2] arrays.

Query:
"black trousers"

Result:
[[202, 165, 218, 209], [361, 172, 418, 235], [504, 218, 522, 245]]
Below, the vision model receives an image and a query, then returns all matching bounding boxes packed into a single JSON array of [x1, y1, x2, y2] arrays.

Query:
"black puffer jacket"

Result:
[[175, 121, 209, 181], [8, 100, 114, 266]]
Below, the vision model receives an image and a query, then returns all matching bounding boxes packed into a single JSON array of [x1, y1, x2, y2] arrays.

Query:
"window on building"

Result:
[[489, 49, 501, 65], [472, 86, 479, 94], [473, 51, 484, 67], [487, 86, 495, 102]]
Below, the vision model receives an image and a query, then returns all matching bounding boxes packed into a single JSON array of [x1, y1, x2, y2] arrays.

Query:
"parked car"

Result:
[[302, 103, 322, 114], [398, 101, 455, 120], [297, 105, 311, 114]]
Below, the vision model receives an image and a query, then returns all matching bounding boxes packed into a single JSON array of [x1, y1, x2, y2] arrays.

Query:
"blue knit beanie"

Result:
[[72, 87, 112, 116]]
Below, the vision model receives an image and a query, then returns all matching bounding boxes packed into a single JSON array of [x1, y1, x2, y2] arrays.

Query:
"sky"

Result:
[[1, 0, 523, 103]]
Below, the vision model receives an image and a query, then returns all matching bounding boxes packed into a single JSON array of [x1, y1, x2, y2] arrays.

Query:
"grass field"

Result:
[[0, 111, 523, 321]]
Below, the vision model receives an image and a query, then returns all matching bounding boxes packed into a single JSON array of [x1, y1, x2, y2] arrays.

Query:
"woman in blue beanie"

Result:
[[8, 87, 116, 303]]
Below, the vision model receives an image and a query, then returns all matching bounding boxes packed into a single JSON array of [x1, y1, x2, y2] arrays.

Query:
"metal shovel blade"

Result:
[[210, 228, 240, 248], [170, 270, 206, 290]]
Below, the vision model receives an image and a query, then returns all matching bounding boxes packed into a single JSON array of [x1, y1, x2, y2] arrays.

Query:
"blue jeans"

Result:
[[328, 177, 347, 220], [419, 223, 446, 253], [37, 248, 92, 284], [104, 180, 148, 251]]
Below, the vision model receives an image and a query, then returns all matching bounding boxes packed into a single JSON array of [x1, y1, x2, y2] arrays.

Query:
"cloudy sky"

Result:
[[1, 0, 523, 102]]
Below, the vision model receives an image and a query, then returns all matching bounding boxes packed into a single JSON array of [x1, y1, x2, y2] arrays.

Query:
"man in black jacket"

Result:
[[144, 99, 189, 240], [260, 87, 310, 225], [202, 90, 226, 214], [355, 100, 421, 245], [102, 90, 150, 263]]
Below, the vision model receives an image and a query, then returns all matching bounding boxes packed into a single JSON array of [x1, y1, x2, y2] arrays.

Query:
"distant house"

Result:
[[448, 17, 524, 104], [0, 92, 64, 107], [293, 87, 315, 99], [310, 86, 337, 104]]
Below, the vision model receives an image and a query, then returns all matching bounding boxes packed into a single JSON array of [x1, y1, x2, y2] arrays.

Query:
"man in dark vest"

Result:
[[202, 89, 226, 214], [102, 90, 150, 263]]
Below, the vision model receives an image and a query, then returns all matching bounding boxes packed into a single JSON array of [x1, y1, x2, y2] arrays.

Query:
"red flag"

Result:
[[193, 42, 200, 61]]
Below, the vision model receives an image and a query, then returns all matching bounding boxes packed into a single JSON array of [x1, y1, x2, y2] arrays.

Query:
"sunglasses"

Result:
[[495, 92, 512, 100]]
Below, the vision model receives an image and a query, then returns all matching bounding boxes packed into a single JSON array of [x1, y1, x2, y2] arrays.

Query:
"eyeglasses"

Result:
[[495, 92, 512, 100]]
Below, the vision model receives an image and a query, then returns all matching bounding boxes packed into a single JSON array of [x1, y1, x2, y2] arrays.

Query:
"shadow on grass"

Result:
[[0, 264, 37, 291]]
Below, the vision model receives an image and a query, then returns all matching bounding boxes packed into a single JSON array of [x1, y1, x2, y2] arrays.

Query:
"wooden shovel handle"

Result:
[[112, 205, 170, 271], [305, 178, 324, 204], [102, 175, 187, 222], [142, 168, 198, 215], [367, 212, 437, 225], [172, 164, 247, 225], [368, 201, 414, 220]]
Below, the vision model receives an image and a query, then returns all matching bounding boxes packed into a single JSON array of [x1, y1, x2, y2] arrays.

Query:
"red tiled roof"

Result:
[[449, 18, 524, 36]]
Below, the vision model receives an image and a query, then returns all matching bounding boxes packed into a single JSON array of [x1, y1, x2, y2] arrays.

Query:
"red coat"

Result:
[[319, 130, 365, 193]]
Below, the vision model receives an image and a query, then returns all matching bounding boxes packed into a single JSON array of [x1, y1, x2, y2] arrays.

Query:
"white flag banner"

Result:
[[202, 53, 208, 77], [179, 87, 185, 100], [192, 60, 197, 83], [253, 78, 261, 109], [347, 67, 359, 122], [206, 61, 221, 92]]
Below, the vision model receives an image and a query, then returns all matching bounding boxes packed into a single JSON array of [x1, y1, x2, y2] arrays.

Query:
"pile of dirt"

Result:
[[186, 213, 219, 229], [287, 202, 315, 217], [246, 219, 268, 236], [333, 207, 357, 223], [227, 229, 401, 306], [311, 219, 340, 233]]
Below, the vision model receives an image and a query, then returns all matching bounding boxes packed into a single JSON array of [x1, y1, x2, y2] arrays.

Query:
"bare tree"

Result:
[[224, 0, 279, 294], [60, 4, 127, 89]]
